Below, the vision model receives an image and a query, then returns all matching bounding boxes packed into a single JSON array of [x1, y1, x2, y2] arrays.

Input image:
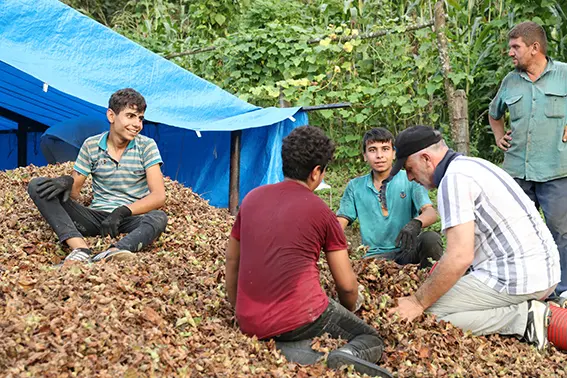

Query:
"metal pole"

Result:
[[17, 121, 27, 167], [228, 130, 242, 215]]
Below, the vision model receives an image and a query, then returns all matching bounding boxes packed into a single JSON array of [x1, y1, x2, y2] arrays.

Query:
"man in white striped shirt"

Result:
[[28, 88, 168, 264], [388, 125, 562, 351]]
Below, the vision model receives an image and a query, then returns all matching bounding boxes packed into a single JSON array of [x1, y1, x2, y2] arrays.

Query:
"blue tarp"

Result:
[[0, 0, 308, 207]]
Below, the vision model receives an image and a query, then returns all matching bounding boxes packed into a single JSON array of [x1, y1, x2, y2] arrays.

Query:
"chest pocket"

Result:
[[544, 90, 567, 118], [505, 95, 524, 121], [92, 157, 117, 178]]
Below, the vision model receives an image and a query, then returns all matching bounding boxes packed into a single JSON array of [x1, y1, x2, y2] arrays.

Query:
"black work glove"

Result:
[[395, 218, 423, 253], [36, 175, 74, 202], [100, 205, 132, 238]]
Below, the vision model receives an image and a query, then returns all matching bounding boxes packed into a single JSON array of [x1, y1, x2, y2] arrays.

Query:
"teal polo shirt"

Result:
[[337, 171, 432, 257], [489, 58, 567, 182], [74, 132, 163, 212]]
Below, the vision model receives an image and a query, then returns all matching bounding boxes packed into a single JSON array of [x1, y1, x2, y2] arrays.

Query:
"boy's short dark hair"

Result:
[[362, 127, 394, 152], [109, 88, 147, 114], [282, 126, 335, 181]]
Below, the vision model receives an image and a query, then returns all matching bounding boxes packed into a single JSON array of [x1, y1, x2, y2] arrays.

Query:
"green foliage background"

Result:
[[63, 0, 567, 226]]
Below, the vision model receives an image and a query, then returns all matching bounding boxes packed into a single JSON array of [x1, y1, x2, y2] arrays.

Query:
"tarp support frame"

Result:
[[0, 106, 48, 167]]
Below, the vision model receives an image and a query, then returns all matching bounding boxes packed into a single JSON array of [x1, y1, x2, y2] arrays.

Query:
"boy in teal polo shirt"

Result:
[[337, 128, 442, 268], [28, 88, 168, 263]]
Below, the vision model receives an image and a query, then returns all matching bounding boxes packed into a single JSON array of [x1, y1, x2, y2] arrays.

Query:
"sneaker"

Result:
[[327, 350, 393, 378], [524, 300, 551, 351], [63, 247, 93, 263], [92, 249, 135, 262]]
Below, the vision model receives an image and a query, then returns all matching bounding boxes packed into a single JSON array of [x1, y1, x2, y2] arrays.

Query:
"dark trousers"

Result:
[[28, 177, 168, 252], [379, 231, 443, 268], [273, 299, 384, 365], [515, 177, 567, 295]]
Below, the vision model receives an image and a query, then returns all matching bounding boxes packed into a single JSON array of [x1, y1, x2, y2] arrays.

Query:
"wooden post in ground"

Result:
[[434, 1, 470, 155], [228, 130, 242, 216]]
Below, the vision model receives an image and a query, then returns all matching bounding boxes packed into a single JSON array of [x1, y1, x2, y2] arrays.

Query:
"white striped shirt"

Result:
[[438, 156, 559, 295], [74, 132, 163, 212]]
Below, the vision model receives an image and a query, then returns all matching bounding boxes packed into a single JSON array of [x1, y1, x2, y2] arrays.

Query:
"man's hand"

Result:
[[563, 125, 567, 143], [36, 175, 74, 202], [395, 219, 422, 253], [388, 295, 424, 322], [496, 130, 512, 151], [101, 205, 132, 238]]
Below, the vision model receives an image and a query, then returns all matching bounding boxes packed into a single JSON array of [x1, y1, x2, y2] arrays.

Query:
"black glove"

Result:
[[36, 175, 74, 202], [100, 205, 132, 238], [395, 219, 422, 252]]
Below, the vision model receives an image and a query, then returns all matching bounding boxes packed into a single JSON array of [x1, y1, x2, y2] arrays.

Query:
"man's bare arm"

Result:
[[389, 221, 475, 321], [337, 216, 349, 231], [225, 236, 240, 308], [416, 204, 438, 229], [71, 171, 87, 200], [489, 115, 511, 151], [414, 221, 474, 308], [326, 249, 358, 311], [126, 164, 166, 215]]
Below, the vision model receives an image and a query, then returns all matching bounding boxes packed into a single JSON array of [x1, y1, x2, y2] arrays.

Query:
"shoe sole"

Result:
[[327, 351, 393, 378], [105, 250, 135, 262], [533, 303, 552, 351]]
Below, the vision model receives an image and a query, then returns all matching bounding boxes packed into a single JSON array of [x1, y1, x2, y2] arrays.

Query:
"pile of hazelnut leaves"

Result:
[[0, 163, 566, 377]]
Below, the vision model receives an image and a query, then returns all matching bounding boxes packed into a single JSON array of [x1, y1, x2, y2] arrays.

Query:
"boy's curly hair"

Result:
[[282, 126, 335, 181]]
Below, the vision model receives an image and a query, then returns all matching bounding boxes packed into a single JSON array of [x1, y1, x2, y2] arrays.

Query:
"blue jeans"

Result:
[[515, 177, 567, 294], [28, 177, 168, 252], [272, 299, 384, 365]]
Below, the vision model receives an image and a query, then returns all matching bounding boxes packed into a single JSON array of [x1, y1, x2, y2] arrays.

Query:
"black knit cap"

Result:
[[390, 125, 442, 178]]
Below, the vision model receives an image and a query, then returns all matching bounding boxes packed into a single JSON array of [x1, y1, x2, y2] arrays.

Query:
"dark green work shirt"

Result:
[[489, 58, 567, 182]]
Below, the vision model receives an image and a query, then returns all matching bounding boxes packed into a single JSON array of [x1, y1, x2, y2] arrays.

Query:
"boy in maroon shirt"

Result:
[[225, 126, 392, 377]]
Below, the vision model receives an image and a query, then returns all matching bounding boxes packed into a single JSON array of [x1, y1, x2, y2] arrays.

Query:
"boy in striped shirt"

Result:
[[28, 88, 168, 263]]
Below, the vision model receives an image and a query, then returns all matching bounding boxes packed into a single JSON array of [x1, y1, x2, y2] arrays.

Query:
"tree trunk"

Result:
[[434, 1, 470, 155]]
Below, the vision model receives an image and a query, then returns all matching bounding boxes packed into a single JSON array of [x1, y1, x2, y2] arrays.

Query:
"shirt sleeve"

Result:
[[437, 173, 480, 231], [336, 180, 357, 224], [489, 78, 508, 120], [231, 211, 241, 241], [323, 210, 348, 252], [410, 181, 432, 216], [142, 139, 163, 169], [73, 140, 92, 177]]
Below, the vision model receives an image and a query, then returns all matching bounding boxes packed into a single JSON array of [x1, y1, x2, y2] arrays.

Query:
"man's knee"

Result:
[[146, 210, 168, 233], [420, 231, 442, 253]]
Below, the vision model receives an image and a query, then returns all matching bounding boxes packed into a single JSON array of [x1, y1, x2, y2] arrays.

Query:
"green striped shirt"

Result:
[[74, 132, 163, 212]]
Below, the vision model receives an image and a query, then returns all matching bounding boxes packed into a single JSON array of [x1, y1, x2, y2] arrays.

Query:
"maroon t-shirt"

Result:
[[231, 180, 347, 339]]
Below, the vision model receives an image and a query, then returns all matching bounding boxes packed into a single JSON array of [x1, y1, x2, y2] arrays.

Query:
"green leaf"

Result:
[[214, 13, 226, 26], [416, 98, 429, 107]]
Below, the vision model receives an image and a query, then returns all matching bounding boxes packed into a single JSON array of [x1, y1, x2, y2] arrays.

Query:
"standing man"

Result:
[[28, 88, 168, 263], [389, 125, 562, 351], [337, 128, 442, 268], [489, 21, 567, 299], [225, 126, 392, 377]]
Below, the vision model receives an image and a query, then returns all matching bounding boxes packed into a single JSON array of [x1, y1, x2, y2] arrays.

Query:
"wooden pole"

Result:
[[228, 130, 242, 215], [434, 1, 470, 155]]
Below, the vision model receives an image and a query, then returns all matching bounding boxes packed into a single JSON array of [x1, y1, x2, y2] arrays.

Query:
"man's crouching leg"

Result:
[[274, 299, 392, 377]]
